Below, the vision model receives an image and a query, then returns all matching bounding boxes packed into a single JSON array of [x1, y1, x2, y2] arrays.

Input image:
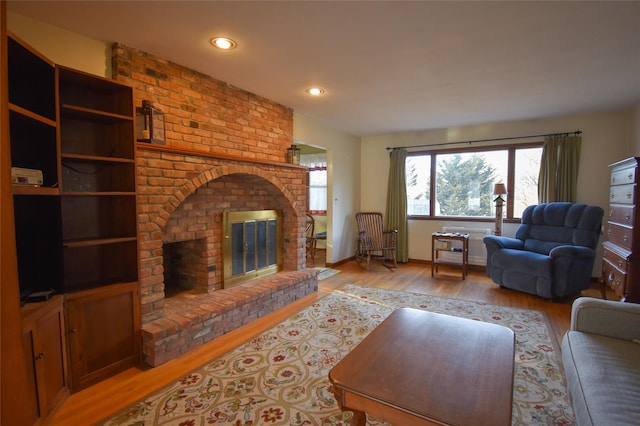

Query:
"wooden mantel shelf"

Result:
[[136, 143, 307, 169]]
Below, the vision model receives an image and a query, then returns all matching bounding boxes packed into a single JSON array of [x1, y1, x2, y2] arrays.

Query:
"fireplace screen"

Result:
[[223, 210, 282, 288]]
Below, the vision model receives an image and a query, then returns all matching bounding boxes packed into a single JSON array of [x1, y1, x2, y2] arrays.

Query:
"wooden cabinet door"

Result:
[[21, 296, 69, 425], [65, 282, 140, 391], [34, 302, 68, 418]]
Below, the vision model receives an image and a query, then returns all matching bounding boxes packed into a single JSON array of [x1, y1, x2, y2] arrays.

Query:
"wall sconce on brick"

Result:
[[136, 100, 166, 145]]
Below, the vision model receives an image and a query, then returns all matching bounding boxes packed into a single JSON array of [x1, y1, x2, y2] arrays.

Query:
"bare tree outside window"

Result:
[[406, 155, 430, 215], [514, 147, 543, 217]]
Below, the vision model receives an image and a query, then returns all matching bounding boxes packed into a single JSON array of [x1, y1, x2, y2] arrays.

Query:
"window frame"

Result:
[[407, 141, 543, 222]]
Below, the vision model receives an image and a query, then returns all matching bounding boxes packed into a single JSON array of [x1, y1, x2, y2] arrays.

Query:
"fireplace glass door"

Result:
[[224, 210, 282, 288]]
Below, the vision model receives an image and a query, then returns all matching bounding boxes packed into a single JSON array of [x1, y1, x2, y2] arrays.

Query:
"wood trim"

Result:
[[1, 4, 34, 422], [136, 142, 307, 169]]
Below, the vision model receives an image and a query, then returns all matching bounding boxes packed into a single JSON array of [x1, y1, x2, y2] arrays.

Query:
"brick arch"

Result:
[[153, 164, 303, 231], [136, 151, 310, 324]]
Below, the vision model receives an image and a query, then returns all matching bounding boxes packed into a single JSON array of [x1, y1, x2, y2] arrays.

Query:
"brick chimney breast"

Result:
[[112, 44, 316, 366]]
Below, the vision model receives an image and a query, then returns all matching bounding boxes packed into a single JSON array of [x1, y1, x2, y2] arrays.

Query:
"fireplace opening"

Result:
[[223, 210, 282, 289], [163, 238, 208, 298]]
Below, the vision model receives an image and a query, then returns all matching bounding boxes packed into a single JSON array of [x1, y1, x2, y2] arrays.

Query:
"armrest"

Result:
[[383, 229, 397, 246], [570, 297, 640, 341], [549, 245, 594, 260], [483, 235, 523, 251]]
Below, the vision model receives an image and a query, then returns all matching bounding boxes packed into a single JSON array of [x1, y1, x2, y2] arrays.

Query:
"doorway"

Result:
[[298, 143, 327, 266]]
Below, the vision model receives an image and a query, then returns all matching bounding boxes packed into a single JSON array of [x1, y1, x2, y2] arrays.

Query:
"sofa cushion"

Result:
[[516, 203, 603, 251], [523, 238, 567, 255], [562, 331, 640, 426], [493, 248, 552, 278]]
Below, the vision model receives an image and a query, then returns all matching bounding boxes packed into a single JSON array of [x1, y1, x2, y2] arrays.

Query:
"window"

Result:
[[300, 153, 327, 215], [406, 155, 431, 215], [513, 147, 543, 217], [406, 143, 542, 220]]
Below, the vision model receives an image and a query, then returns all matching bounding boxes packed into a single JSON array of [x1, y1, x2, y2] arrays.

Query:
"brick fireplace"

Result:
[[112, 44, 319, 366]]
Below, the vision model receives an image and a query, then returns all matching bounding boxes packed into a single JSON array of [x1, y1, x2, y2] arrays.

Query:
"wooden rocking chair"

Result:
[[355, 212, 398, 271]]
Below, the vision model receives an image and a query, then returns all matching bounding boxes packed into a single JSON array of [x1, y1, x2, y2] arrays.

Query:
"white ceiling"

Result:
[[7, 1, 640, 137]]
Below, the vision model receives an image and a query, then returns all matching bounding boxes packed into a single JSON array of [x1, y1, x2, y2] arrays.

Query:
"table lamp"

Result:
[[493, 183, 507, 236]]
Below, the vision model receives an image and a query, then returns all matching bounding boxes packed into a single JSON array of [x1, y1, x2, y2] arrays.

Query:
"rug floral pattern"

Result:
[[103, 285, 574, 425]]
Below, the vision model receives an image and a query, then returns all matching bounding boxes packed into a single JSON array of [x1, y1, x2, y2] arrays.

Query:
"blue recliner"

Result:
[[483, 203, 604, 300]]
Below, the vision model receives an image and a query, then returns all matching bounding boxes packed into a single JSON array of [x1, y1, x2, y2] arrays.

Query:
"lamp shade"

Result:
[[493, 183, 507, 195]]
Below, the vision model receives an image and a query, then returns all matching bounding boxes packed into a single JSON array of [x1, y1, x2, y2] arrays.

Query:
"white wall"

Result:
[[361, 109, 635, 276], [294, 112, 361, 264], [8, 13, 109, 77], [633, 103, 640, 153]]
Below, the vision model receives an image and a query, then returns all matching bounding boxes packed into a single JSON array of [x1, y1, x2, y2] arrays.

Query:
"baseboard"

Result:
[[325, 256, 355, 268]]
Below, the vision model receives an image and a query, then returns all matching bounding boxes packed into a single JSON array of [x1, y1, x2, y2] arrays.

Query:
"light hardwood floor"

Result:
[[50, 260, 611, 425]]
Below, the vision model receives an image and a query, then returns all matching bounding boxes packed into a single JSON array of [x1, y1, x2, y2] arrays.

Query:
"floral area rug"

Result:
[[102, 284, 574, 426]]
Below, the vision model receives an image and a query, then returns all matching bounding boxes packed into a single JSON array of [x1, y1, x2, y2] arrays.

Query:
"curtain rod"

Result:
[[385, 130, 582, 151]]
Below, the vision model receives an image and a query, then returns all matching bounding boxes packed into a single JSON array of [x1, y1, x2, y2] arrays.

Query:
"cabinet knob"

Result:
[[36, 352, 45, 360], [70, 328, 78, 333], [624, 235, 629, 242], [628, 193, 633, 199], [625, 214, 631, 220], [618, 260, 624, 267], [609, 210, 614, 217], [629, 173, 633, 180]]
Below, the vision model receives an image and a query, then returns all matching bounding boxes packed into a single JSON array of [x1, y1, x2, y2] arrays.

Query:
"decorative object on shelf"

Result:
[[493, 183, 507, 236], [136, 100, 165, 144], [11, 167, 43, 186], [286, 144, 301, 164]]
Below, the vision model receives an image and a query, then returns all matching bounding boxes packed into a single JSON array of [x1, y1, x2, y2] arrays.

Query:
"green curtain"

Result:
[[385, 148, 408, 262], [538, 134, 581, 202]]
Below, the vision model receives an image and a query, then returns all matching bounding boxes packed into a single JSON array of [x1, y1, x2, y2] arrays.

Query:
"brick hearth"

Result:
[[142, 270, 317, 367]]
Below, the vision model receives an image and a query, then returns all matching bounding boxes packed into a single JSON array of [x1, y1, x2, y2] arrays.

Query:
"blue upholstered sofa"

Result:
[[483, 203, 604, 300]]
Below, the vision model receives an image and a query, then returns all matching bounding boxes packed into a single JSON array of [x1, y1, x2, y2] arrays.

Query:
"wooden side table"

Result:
[[431, 232, 469, 279]]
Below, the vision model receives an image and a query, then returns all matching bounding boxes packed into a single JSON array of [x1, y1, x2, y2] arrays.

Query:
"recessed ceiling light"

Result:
[[210, 37, 237, 50], [306, 87, 326, 96]]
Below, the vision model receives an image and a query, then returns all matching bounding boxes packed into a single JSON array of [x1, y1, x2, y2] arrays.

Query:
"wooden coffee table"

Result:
[[329, 307, 515, 426]]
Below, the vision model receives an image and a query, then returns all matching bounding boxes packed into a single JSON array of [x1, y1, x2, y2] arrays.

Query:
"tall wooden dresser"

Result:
[[602, 157, 640, 303]]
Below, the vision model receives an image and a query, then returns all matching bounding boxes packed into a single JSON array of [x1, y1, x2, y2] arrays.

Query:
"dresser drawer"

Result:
[[602, 259, 626, 298], [611, 166, 637, 186], [609, 184, 636, 205], [602, 246, 629, 272], [608, 204, 635, 226], [605, 223, 634, 251]]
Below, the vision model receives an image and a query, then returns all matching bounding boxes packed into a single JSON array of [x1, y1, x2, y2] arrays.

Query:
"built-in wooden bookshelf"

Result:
[[4, 30, 141, 423]]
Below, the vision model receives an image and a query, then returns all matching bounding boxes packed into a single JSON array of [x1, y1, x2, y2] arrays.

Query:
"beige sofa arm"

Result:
[[570, 297, 640, 341]]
